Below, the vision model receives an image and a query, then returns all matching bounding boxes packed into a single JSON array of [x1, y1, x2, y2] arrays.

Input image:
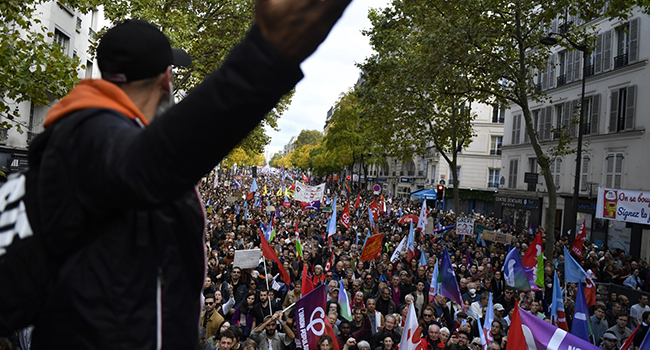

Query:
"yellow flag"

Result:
[[263, 184, 268, 195]]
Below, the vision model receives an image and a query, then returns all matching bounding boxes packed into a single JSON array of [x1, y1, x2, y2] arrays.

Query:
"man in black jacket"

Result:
[[29, 1, 352, 349]]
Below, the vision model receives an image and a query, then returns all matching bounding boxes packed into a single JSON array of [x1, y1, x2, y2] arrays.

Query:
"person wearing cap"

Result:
[[28, 1, 351, 349], [601, 331, 618, 350]]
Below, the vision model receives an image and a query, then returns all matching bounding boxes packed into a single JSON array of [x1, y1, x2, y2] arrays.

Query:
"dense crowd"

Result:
[[183, 169, 650, 350]]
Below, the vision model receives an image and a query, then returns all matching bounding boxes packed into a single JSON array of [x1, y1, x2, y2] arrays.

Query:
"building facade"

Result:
[[502, 7, 650, 261], [1, 2, 106, 173]]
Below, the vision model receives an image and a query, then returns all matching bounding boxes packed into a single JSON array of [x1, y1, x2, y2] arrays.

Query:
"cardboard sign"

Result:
[[294, 183, 326, 203], [233, 249, 262, 269], [456, 217, 475, 236], [480, 230, 513, 244], [266, 205, 276, 213]]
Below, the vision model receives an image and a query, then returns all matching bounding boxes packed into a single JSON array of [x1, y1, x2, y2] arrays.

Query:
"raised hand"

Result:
[[255, 0, 353, 64]]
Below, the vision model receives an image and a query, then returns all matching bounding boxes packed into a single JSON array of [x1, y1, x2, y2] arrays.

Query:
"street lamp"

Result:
[[540, 32, 589, 244]]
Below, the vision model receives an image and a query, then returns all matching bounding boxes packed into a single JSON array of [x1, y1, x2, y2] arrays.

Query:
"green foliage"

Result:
[[293, 129, 323, 148], [0, 0, 82, 132]]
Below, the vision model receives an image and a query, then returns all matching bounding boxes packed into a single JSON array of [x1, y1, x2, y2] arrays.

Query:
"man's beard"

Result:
[[154, 82, 175, 118], [266, 328, 276, 336]]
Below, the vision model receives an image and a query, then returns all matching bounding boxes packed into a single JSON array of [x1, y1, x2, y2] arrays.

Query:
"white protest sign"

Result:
[[294, 183, 326, 203], [456, 217, 475, 236], [233, 249, 261, 269]]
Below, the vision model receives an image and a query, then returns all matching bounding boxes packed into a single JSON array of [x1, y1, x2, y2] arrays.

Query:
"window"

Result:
[[580, 155, 591, 192], [84, 60, 93, 79], [584, 95, 600, 135], [542, 54, 556, 90], [525, 110, 540, 143], [528, 158, 538, 173], [609, 85, 636, 132], [449, 167, 461, 186], [605, 152, 624, 188], [614, 19, 639, 69], [53, 28, 70, 55], [540, 106, 553, 141], [430, 165, 436, 184], [76, 17, 82, 32], [554, 105, 564, 140], [550, 158, 562, 189], [511, 114, 521, 144], [594, 30, 612, 73], [492, 104, 505, 123], [508, 159, 518, 189], [488, 169, 500, 188], [490, 136, 503, 155], [558, 50, 567, 86]]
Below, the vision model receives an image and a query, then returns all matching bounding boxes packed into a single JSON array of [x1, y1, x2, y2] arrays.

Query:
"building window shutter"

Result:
[[545, 106, 553, 140], [563, 102, 572, 137], [595, 33, 603, 74], [609, 90, 619, 133], [629, 18, 639, 64], [566, 50, 574, 83], [573, 49, 582, 81], [625, 85, 636, 130], [549, 54, 556, 88], [603, 30, 613, 72], [509, 159, 518, 189], [580, 156, 590, 191], [591, 94, 600, 135]]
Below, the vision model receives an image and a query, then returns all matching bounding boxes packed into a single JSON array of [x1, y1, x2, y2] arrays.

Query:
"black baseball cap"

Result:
[[97, 19, 191, 83]]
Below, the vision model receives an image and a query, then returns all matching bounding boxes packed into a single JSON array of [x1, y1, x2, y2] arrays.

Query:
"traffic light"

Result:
[[436, 184, 445, 199]]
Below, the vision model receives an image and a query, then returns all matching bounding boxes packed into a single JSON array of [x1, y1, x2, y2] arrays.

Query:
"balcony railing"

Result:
[[557, 74, 567, 86], [614, 53, 629, 69], [584, 64, 595, 77], [407, 170, 415, 176], [487, 182, 499, 188], [535, 83, 542, 94]]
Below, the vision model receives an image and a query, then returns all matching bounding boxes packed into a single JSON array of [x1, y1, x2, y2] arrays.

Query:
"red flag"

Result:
[[301, 264, 315, 296], [620, 324, 640, 350], [585, 275, 597, 307], [260, 231, 291, 284], [354, 194, 361, 211], [341, 203, 351, 229], [246, 191, 254, 200], [522, 231, 543, 268], [360, 233, 384, 261], [324, 251, 334, 271], [302, 173, 309, 183], [570, 220, 587, 258], [368, 199, 380, 221], [505, 301, 527, 350]]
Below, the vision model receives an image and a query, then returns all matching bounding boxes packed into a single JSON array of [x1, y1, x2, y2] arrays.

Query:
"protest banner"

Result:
[[295, 285, 339, 350], [456, 217, 475, 236], [480, 230, 513, 244], [294, 183, 326, 203], [232, 249, 262, 269], [596, 187, 650, 225], [360, 233, 384, 261]]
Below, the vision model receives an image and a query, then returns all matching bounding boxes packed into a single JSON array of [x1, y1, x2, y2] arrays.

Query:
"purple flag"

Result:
[[519, 308, 600, 350], [295, 284, 338, 350], [466, 250, 473, 271], [441, 247, 464, 310]]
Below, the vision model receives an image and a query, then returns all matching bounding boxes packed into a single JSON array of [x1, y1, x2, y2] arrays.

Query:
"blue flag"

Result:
[[249, 178, 258, 192], [503, 248, 532, 291], [419, 251, 428, 267], [440, 247, 464, 309], [571, 281, 591, 342], [327, 196, 337, 237], [563, 247, 590, 283]]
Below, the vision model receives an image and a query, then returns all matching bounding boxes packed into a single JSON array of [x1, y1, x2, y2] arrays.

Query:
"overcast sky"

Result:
[[264, 0, 392, 160]]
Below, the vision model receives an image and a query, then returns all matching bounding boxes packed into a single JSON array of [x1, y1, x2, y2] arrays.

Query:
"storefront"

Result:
[[493, 193, 543, 230], [0, 146, 28, 182]]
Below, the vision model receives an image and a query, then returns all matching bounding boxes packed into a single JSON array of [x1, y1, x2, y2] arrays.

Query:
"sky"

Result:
[[264, 0, 392, 161]]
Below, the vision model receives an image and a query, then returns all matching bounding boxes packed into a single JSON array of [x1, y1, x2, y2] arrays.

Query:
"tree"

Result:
[[269, 151, 284, 168], [293, 129, 323, 148], [0, 0, 82, 132], [323, 89, 382, 190], [366, 0, 641, 259], [359, 5, 478, 211]]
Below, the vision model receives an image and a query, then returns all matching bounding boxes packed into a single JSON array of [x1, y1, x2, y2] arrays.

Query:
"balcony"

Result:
[[557, 74, 567, 86], [487, 182, 499, 188], [535, 83, 542, 94], [584, 65, 594, 77], [417, 170, 427, 177], [614, 53, 629, 69], [407, 170, 415, 176]]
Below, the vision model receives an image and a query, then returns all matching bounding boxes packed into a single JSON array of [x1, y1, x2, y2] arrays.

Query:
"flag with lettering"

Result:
[[295, 285, 339, 350], [360, 233, 383, 261], [515, 305, 600, 350], [341, 202, 350, 229], [570, 220, 587, 258]]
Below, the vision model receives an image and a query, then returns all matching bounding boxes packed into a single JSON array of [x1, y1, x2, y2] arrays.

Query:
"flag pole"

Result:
[[262, 258, 273, 316]]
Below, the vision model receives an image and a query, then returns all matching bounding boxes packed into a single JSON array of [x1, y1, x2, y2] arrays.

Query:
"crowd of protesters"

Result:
[[192, 168, 650, 350]]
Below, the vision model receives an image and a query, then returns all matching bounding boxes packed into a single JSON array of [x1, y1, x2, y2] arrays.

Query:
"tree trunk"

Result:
[[515, 7, 556, 261]]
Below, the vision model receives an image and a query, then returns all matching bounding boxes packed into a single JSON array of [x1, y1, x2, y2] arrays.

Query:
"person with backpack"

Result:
[[0, 1, 352, 349]]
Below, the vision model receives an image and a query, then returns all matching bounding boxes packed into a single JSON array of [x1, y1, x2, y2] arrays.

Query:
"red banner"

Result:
[[360, 233, 384, 261], [341, 203, 350, 229]]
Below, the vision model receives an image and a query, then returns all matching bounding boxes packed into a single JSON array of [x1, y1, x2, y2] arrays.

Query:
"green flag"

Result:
[[535, 253, 544, 288]]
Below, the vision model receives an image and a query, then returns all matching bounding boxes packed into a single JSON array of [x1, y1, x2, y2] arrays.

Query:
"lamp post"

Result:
[[540, 33, 589, 244]]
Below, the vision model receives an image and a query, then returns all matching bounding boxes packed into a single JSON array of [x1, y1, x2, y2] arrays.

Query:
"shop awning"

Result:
[[410, 188, 437, 201]]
